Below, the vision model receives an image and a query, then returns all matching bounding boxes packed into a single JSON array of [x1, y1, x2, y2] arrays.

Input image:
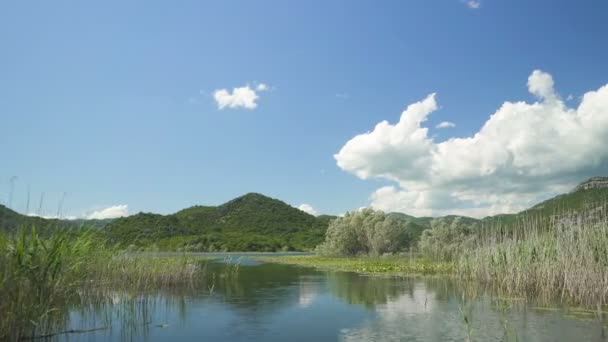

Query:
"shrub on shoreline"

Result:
[[315, 209, 414, 256]]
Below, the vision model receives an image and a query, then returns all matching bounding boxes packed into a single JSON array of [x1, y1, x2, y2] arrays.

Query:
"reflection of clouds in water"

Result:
[[298, 280, 319, 308], [377, 286, 435, 320], [340, 281, 606, 342], [340, 282, 461, 342]]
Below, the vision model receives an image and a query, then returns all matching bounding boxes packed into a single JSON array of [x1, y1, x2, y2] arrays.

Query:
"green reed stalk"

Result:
[[0, 228, 208, 340], [457, 206, 608, 307]]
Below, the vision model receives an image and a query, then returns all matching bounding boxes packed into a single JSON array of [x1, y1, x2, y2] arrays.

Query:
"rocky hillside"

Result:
[[571, 176, 608, 192]]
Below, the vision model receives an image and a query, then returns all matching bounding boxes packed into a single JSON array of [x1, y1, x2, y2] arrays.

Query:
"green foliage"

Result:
[[0, 228, 100, 339], [3, 177, 608, 256], [315, 208, 416, 256], [419, 216, 478, 261], [103, 193, 332, 251]]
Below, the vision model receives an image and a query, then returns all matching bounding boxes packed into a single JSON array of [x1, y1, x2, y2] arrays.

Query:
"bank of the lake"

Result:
[[256, 255, 454, 276]]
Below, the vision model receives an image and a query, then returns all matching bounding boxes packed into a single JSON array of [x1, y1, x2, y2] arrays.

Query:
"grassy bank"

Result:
[[256, 255, 453, 276], [0, 229, 209, 340]]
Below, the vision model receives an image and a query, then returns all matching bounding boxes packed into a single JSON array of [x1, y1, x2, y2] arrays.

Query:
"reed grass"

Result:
[[457, 207, 608, 307], [0, 228, 208, 340]]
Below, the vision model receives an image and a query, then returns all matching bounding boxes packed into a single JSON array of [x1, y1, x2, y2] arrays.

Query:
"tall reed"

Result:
[[457, 205, 608, 307], [0, 228, 207, 340]]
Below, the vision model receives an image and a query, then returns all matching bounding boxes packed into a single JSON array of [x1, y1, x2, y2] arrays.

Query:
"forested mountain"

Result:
[[103, 193, 333, 251], [2, 177, 608, 251]]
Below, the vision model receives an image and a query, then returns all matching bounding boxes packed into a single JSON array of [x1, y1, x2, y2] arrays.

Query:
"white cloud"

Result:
[[27, 213, 78, 220], [213, 83, 270, 110], [528, 69, 556, 101], [335, 70, 608, 218], [436, 121, 455, 129], [213, 86, 258, 110], [298, 204, 319, 216], [466, 0, 481, 9], [87, 205, 129, 220], [256, 83, 269, 91], [24, 205, 129, 220]]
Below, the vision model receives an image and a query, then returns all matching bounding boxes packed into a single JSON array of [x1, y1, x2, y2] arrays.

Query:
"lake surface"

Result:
[[63, 256, 606, 342]]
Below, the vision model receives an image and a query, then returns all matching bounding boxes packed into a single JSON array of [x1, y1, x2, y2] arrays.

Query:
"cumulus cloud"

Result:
[[298, 204, 319, 216], [87, 205, 129, 219], [213, 83, 269, 110], [436, 121, 455, 129], [335, 70, 608, 218]]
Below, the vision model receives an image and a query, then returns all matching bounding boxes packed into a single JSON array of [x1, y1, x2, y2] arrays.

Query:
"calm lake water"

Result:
[[63, 255, 606, 342]]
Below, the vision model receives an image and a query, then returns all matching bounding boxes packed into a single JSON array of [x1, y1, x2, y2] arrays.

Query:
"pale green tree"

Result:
[[316, 209, 411, 256], [418, 216, 476, 261]]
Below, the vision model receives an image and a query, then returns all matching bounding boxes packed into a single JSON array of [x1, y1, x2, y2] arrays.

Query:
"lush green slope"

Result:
[[103, 193, 334, 251], [3, 177, 608, 252]]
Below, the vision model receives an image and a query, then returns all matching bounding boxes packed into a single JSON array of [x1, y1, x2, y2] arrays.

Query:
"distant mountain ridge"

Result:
[[2, 177, 608, 251]]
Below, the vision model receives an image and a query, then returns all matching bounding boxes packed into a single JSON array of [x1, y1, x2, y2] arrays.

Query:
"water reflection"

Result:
[[298, 277, 319, 308], [60, 260, 608, 342]]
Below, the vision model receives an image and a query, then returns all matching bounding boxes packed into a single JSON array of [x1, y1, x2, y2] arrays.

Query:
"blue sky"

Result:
[[2, 0, 608, 219]]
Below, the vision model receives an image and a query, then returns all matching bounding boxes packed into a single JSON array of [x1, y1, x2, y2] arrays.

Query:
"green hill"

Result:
[[0, 204, 58, 233], [0, 204, 113, 234], [103, 193, 333, 252], [3, 177, 608, 252]]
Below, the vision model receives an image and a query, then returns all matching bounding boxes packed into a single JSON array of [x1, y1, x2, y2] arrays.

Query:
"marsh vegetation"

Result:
[[272, 205, 608, 309], [0, 229, 209, 340], [457, 208, 608, 307], [257, 255, 453, 275], [1, 223, 607, 341]]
